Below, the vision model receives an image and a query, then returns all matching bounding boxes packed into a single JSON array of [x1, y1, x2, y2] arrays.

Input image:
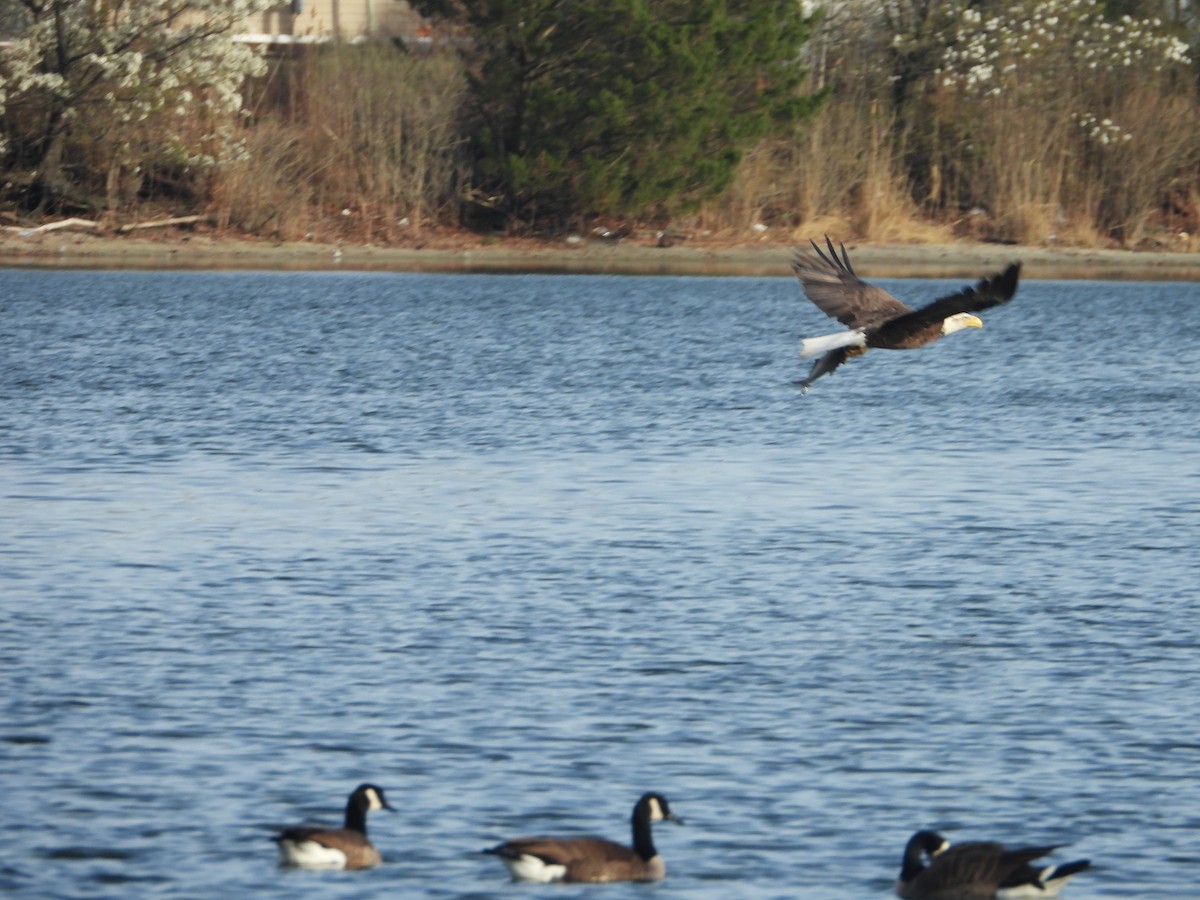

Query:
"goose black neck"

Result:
[[899, 853, 925, 883], [630, 803, 656, 861], [343, 795, 369, 835], [899, 840, 927, 883]]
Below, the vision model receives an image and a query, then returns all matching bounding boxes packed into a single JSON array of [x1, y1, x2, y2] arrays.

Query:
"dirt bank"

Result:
[[3, 230, 1199, 280]]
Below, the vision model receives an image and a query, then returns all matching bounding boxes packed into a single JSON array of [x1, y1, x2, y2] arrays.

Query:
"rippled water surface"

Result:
[[2, 268, 1198, 898]]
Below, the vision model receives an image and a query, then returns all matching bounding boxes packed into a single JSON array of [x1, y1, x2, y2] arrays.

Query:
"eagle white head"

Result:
[[941, 312, 983, 335]]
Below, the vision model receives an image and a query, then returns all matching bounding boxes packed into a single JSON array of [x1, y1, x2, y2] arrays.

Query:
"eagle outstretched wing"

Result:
[[870, 262, 1021, 347], [791, 236, 912, 329]]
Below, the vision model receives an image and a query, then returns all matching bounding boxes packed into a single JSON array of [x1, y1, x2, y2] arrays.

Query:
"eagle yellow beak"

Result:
[[963, 314, 983, 329]]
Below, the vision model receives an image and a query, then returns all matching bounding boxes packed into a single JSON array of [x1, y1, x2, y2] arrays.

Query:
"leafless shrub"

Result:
[[212, 46, 466, 241]]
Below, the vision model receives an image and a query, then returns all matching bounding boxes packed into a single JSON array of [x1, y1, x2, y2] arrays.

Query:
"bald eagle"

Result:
[[793, 237, 1021, 391]]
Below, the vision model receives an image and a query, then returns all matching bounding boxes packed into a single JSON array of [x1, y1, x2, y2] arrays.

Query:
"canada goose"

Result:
[[275, 783, 395, 870], [897, 830, 1091, 899], [792, 236, 1020, 391], [484, 792, 682, 883]]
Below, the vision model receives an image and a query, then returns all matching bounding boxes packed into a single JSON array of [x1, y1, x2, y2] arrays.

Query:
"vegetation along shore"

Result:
[[1, 2, 1199, 256]]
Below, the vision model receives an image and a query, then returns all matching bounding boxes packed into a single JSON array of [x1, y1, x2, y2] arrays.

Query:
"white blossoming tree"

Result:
[[0, 0, 268, 216], [932, 0, 1195, 241], [938, 1, 1189, 104], [793, 0, 1197, 243]]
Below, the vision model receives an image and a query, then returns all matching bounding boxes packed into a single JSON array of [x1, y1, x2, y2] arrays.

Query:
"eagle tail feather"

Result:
[[799, 329, 867, 359]]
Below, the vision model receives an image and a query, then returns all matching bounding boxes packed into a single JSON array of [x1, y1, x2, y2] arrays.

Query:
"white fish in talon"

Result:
[[897, 830, 1091, 899], [792, 236, 1021, 391], [275, 783, 394, 870], [484, 791, 682, 883]]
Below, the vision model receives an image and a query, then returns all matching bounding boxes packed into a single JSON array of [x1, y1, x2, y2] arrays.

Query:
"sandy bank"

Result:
[[3, 230, 1199, 280]]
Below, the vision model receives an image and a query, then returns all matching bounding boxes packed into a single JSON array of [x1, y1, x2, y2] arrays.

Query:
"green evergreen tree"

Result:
[[414, 0, 817, 230]]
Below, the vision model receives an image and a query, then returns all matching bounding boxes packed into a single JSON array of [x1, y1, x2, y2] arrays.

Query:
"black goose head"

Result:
[[343, 783, 395, 832], [629, 792, 682, 861], [900, 830, 950, 882]]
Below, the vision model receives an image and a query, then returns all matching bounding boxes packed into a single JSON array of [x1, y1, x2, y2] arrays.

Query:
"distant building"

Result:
[[235, 0, 424, 47], [0, 1, 439, 58]]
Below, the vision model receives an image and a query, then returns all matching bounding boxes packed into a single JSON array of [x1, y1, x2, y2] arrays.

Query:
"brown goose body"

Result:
[[275, 783, 394, 870], [897, 830, 1091, 899], [490, 835, 666, 883], [277, 824, 382, 870], [793, 237, 1021, 390], [485, 792, 680, 883]]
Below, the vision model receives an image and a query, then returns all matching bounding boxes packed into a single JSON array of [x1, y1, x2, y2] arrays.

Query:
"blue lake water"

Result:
[[1, 267, 1198, 898]]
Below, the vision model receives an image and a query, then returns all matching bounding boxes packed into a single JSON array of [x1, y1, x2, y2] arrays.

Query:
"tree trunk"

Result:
[[32, 108, 70, 213]]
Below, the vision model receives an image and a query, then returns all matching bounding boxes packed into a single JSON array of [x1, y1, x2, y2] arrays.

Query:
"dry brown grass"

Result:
[[707, 90, 937, 243], [210, 121, 321, 239], [693, 10, 1200, 251], [211, 46, 465, 242]]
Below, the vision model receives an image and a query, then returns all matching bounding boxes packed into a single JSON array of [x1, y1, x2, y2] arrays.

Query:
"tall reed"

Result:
[[212, 46, 466, 242]]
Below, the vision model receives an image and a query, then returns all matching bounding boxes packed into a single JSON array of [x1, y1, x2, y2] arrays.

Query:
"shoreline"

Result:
[[3, 230, 1200, 280]]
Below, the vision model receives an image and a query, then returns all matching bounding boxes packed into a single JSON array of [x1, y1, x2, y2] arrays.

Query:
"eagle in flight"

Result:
[[793, 237, 1021, 391]]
